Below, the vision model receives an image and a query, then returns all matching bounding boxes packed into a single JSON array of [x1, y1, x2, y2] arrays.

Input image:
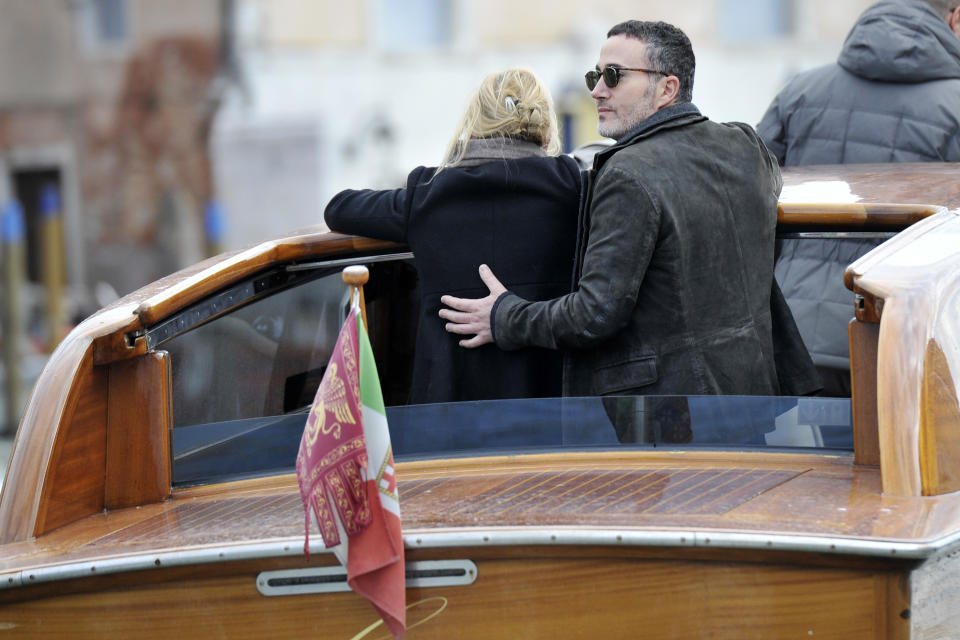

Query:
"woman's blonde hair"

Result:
[[440, 68, 562, 170]]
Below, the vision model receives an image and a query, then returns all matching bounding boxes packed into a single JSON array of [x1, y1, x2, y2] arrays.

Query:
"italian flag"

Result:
[[296, 307, 406, 638]]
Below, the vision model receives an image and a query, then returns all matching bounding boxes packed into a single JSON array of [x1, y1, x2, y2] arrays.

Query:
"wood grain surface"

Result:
[[105, 352, 172, 509], [847, 211, 960, 495], [780, 163, 960, 211], [0, 551, 911, 639], [3, 451, 960, 579]]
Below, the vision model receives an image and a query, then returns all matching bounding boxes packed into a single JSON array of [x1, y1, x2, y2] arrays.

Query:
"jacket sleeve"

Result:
[[736, 122, 783, 198], [756, 93, 787, 166], [323, 167, 426, 243], [493, 165, 659, 351]]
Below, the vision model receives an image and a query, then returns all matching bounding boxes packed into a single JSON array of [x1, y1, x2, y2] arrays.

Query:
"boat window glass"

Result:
[[163, 258, 419, 485], [162, 257, 852, 488], [164, 271, 348, 430], [170, 394, 852, 487]]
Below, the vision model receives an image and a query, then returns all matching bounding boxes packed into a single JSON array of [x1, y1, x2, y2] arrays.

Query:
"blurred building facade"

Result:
[[0, 0, 226, 313], [0, 0, 230, 432]]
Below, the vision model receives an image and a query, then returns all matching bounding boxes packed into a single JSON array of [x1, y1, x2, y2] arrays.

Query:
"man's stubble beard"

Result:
[[597, 82, 657, 140]]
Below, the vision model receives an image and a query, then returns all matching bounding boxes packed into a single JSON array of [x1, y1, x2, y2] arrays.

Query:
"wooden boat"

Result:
[[1, 163, 959, 638]]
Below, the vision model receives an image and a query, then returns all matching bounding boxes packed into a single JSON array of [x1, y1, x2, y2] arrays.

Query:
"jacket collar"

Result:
[[458, 137, 546, 167], [594, 102, 705, 169]]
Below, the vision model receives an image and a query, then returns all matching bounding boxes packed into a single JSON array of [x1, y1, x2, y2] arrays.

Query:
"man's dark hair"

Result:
[[607, 21, 696, 103]]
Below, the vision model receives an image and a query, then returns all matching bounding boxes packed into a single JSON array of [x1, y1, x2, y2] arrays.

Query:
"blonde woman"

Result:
[[324, 68, 580, 404]]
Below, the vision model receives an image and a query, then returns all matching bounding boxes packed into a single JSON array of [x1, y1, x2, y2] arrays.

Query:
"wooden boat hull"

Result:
[[0, 545, 926, 639]]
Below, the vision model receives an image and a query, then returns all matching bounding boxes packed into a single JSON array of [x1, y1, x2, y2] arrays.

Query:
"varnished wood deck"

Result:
[[3, 449, 960, 587]]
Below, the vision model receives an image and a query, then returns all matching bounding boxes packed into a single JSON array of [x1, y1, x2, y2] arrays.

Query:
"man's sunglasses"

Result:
[[585, 66, 666, 91]]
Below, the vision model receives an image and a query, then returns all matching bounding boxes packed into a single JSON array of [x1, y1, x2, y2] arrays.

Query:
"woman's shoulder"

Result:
[[510, 153, 582, 184], [418, 154, 581, 196], [405, 165, 437, 188], [554, 153, 583, 183], [532, 154, 583, 192]]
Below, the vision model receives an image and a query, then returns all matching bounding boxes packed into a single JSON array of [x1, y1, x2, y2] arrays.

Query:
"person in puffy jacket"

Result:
[[759, 0, 960, 165], [324, 68, 580, 404], [757, 0, 960, 395]]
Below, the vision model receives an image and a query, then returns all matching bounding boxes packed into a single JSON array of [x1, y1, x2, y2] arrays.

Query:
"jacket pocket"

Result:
[[592, 355, 659, 395]]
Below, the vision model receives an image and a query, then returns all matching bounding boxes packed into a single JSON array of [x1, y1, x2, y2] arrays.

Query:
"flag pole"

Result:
[[342, 265, 369, 333]]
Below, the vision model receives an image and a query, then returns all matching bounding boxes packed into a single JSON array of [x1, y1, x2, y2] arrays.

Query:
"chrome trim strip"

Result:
[[403, 528, 959, 560], [256, 560, 477, 596], [286, 252, 414, 272], [0, 572, 21, 589], [0, 540, 329, 590], [776, 231, 897, 240], [3, 527, 957, 591]]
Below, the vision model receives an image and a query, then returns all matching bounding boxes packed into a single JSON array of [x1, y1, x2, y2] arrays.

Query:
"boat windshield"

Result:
[[171, 394, 852, 487], [158, 257, 853, 488]]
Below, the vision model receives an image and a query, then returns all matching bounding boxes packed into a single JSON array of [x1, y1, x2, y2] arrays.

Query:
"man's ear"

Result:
[[655, 75, 681, 109], [950, 7, 960, 38]]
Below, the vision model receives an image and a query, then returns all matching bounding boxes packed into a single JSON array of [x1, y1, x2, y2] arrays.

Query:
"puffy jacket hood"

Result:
[[838, 0, 960, 82]]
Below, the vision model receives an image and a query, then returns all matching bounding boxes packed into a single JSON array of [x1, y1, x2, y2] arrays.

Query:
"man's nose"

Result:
[[590, 80, 610, 100]]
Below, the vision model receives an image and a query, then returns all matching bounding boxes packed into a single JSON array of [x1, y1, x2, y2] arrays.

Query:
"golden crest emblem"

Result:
[[305, 361, 357, 446]]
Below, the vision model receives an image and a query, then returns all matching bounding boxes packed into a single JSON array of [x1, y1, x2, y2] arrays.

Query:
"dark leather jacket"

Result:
[[493, 103, 783, 397]]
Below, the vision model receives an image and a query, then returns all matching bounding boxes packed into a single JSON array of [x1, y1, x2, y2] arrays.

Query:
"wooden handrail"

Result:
[[777, 202, 941, 228]]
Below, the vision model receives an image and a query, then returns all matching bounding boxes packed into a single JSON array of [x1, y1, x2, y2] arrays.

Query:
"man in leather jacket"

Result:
[[440, 20, 788, 401]]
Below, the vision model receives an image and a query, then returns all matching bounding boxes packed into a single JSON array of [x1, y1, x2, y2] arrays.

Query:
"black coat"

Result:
[[324, 146, 581, 404]]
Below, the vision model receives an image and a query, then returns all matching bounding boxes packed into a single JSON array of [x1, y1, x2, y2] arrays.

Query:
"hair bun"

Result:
[[523, 105, 544, 127], [439, 67, 561, 169]]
